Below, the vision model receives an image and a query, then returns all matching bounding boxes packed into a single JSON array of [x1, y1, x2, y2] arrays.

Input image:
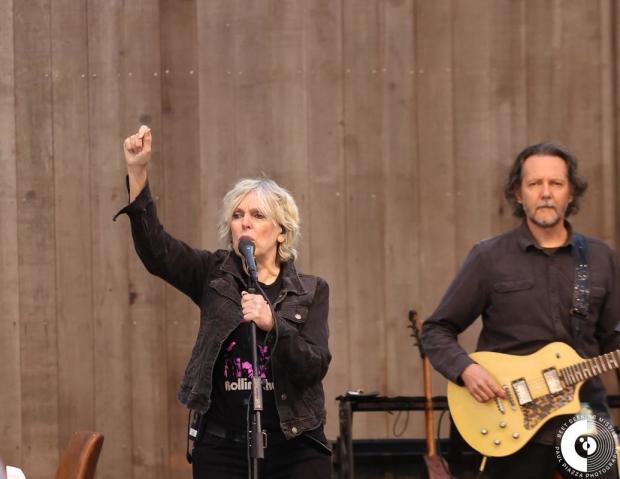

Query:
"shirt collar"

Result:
[[516, 220, 575, 252]]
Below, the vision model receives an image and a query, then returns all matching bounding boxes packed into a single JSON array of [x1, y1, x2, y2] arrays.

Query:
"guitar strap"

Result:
[[570, 233, 590, 340]]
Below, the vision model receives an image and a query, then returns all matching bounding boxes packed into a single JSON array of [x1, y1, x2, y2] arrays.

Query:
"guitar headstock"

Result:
[[408, 309, 425, 358]]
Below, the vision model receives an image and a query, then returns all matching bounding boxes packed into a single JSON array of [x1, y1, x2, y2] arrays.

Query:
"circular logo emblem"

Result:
[[555, 414, 617, 477]]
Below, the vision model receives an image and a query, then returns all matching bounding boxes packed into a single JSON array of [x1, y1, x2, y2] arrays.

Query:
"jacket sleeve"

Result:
[[421, 243, 489, 383], [267, 277, 331, 388], [114, 180, 213, 305]]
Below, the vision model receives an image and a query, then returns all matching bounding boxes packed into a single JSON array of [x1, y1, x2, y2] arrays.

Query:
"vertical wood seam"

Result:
[[48, 0, 61, 458]]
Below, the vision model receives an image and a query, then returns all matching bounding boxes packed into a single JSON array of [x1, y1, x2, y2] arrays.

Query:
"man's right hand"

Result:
[[460, 363, 506, 402]]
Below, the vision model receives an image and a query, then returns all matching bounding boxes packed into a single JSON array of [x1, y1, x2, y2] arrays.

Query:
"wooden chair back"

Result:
[[54, 431, 104, 479]]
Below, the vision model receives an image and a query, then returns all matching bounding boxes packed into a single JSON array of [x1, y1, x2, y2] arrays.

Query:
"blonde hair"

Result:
[[218, 178, 300, 263]]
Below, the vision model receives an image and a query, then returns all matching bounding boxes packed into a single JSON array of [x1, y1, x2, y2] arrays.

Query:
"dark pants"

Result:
[[192, 432, 332, 479], [485, 442, 619, 479]]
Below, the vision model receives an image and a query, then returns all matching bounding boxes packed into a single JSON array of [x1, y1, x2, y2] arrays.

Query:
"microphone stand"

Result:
[[247, 273, 265, 479]]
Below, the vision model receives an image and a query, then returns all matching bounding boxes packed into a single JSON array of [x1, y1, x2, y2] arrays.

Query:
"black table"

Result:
[[335, 394, 448, 479]]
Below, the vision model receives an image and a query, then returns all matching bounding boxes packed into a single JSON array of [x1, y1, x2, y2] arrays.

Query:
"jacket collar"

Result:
[[280, 261, 306, 295], [219, 250, 306, 295]]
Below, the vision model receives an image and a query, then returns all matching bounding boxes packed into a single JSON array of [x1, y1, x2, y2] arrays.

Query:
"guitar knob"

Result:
[[512, 432, 520, 439], [480, 429, 488, 435], [499, 421, 507, 428], [494, 439, 502, 445]]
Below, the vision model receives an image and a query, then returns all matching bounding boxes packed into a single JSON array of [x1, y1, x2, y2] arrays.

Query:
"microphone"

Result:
[[238, 238, 258, 283]]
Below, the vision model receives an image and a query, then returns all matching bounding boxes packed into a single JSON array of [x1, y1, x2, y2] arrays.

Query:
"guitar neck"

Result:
[[422, 356, 436, 456], [561, 349, 620, 386], [409, 310, 439, 457]]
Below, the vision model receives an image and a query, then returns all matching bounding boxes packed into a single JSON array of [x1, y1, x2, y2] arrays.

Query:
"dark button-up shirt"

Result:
[[421, 222, 620, 443]]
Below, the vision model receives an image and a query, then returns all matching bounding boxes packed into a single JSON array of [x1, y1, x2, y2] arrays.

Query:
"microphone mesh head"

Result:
[[238, 238, 255, 253]]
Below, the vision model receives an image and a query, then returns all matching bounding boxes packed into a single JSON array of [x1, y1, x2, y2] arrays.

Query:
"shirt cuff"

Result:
[[450, 354, 476, 386]]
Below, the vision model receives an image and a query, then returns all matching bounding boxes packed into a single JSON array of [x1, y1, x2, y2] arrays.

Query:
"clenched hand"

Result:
[[241, 291, 274, 332], [123, 125, 152, 202]]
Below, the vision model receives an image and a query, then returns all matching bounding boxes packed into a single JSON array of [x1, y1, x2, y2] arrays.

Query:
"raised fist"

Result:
[[123, 125, 152, 168]]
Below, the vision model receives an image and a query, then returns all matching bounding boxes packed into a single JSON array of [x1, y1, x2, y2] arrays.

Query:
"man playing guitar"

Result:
[[421, 143, 620, 478]]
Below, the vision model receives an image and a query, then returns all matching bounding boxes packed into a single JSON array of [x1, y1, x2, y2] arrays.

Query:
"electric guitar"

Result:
[[447, 342, 620, 457]]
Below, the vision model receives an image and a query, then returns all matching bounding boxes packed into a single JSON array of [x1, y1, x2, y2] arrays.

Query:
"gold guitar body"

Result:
[[447, 342, 584, 457]]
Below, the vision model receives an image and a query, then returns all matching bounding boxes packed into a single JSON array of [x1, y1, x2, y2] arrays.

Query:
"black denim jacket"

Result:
[[114, 182, 331, 439]]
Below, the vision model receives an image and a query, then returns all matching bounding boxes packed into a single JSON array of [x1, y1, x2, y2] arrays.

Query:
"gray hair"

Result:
[[218, 178, 300, 263]]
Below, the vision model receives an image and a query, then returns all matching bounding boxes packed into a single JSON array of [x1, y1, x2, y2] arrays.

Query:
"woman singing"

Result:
[[115, 126, 332, 478]]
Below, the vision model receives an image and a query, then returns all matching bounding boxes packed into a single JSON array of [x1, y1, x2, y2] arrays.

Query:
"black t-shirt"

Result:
[[206, 269, 283, 430]]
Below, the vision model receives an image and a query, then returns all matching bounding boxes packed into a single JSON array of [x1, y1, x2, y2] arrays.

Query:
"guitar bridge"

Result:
[[502, 385, 517, 410], [495, 397, 506, 414], [511, 378, 532, 405]]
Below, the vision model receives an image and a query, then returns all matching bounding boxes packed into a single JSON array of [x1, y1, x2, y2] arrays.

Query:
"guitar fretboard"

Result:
[[560, 350, 620, 385]]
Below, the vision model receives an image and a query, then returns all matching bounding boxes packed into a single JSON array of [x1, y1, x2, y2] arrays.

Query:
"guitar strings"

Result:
[[500, 356, 608, 399]]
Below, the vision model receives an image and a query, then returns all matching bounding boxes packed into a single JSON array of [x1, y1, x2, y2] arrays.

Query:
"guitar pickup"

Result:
[[511, 378, 532, 405], [543, 368, 563, 394]]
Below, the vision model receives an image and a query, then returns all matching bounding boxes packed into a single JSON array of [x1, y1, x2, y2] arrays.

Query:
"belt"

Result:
[[203, 421, 288, 448]]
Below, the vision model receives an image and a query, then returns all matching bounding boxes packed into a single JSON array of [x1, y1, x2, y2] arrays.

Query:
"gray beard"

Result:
[[530, 215, 562, 228], [525, 206, 563, 228]]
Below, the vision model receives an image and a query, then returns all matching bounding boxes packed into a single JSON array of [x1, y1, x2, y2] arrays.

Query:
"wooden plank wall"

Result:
[[1, 1, 619, 477], [0, 0, 20, 469]]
